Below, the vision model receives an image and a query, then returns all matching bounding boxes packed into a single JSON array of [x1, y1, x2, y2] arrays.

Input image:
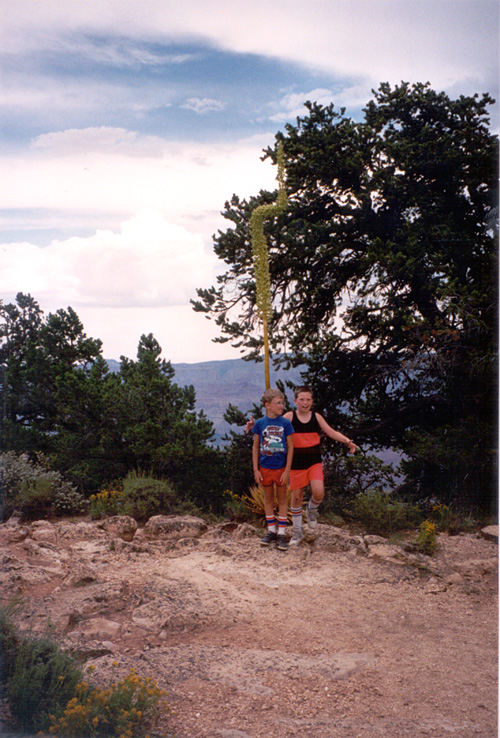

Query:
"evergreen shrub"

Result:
[[349, 489, 422, 536]]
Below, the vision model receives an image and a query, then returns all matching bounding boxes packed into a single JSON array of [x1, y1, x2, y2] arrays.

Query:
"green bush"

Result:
[[0, 604, 83, 732], [349, 489, 422, 536], [0, 600, 19, 696], [0, 452, 87, 521], [120, 471, 177, 522]]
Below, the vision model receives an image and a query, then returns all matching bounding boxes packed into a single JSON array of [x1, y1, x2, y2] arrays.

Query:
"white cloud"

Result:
[[0, 128, 277, 226], [31, 127, 166, 157], [269, 88, 336, 122], [0, 210, 216, 308], [181, 97, 225, 114]]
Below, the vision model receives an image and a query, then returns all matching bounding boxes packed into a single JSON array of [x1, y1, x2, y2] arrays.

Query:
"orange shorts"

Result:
[[260, 467, 286, 487], [289, 463, 323, 490]]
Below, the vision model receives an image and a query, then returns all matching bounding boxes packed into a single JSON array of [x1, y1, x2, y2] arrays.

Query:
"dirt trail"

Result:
[[1, 518, 497, 738]]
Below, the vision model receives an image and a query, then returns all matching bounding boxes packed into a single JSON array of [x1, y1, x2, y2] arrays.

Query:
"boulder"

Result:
[[480, 525, 498, 543], [0, 514, 29, 543], [144, 515, 208, 541], [98, 515, 138, 542]]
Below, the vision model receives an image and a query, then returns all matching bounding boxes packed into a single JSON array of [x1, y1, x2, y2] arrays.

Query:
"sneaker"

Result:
[[276, 535, 289, 551], [289, 529, 304, 546], [260, 531, 277, 547], [306, 506, 318, 529]]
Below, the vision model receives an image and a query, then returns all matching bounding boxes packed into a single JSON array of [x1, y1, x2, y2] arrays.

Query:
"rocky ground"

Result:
[[0, 513, 497, 738]]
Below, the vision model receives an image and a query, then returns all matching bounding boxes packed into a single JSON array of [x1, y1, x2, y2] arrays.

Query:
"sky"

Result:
[[0, 0, 498, 364]]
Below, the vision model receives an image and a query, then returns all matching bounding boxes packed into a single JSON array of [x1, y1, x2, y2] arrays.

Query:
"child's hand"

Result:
[[279, 469, 290, 486], [347, 440, 359, 454], [245, 416, 255, 434], [254, 469, 263, 485]]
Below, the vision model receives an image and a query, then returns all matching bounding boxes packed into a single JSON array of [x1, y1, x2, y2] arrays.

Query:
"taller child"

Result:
[[283, 386, 358, 545]]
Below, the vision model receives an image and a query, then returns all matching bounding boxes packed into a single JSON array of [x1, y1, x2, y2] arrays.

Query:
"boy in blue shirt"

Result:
[[252, 388, 294, 550]]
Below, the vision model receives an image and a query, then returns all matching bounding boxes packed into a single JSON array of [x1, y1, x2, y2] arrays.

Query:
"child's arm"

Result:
[[316, 413, 359, 453], [252, 434, 263, 484], [279, 434, 294, 486]]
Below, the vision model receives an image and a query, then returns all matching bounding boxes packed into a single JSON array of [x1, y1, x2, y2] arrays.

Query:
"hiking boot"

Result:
[[260, 530, 277, 547], [276, 535, 289, 551], [289, 528, 304, 546], [306, 506, 318, 529]]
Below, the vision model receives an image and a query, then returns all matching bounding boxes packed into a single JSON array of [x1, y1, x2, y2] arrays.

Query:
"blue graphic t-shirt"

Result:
[[253, 415, 294, 469]]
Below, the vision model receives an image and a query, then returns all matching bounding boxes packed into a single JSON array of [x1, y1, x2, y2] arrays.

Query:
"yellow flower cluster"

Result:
[[89, 489, 123, 503], [48, 667, 168, 738], [416, 519, 438, 555]]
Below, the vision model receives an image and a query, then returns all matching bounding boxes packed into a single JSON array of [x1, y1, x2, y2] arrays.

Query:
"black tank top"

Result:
[[291, 410, 322, 470]]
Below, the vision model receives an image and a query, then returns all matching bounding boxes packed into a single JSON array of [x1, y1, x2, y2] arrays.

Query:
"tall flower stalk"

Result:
[[249, 142, 287, 388]]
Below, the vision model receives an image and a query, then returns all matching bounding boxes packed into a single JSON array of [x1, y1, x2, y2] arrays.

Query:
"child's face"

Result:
[[265, 396, 284, 417], [295, 392, 313, 412]]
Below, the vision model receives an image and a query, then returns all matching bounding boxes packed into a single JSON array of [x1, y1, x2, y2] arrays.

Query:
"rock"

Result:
[[480, 525, 498, 543], [233, 523, 258, 540], [71, 640, 117, 659], [367, 543, 407, 565], [316, 525, 353, 551], [364, 534, 389, 545], [63, 561, 99, 587], [69, 617, 121, 641], [144, 515, 208, 541], [0, 519, 29, 543], [31, 520, 58, 543], [98, 515, 138, 541], [57, 520, 108, 542]]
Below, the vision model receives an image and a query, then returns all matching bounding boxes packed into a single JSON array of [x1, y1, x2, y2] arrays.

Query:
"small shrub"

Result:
[[416, 520, 438, 555], [0, 452, 86, 521], [240, 485, 292, 524], [350, 489, 422, 536], [0, 599, 20, 695], [120, 472, 176, 522], [89, 489, 124, 520], [48, 667, 168, 737], [224, 489, 252, 522], [53, 484, 89, 517], [6, 632, 83, 732]]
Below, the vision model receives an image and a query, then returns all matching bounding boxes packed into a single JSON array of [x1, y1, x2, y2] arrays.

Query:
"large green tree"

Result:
[[193, 82, 498, 510], [0, 293, 102, 454]]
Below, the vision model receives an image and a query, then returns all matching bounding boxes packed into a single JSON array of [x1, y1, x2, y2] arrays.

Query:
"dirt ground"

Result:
[[1, 518, 498, 738]]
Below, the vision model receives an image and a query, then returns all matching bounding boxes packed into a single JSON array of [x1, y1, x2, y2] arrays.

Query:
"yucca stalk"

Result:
[[250, 142, 288, 388]]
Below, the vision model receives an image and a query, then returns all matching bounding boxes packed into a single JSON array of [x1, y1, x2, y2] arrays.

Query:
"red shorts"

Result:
[[260, 467, 286, 487], [289, 463, 323, 490]]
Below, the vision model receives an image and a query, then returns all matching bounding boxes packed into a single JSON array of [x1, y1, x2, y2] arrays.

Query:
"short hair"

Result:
[[294, 385, 314, 399], [261, 388, 284, 405]]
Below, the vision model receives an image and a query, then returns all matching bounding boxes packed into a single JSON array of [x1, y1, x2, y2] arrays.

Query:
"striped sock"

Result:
[[277, 517, 287, 535], [291, 506, 303, 529], [308, 496, 322, 511], [266, 516, 276, 533]]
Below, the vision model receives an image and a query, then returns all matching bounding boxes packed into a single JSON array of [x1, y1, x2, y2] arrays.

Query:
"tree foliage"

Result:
[[193, 82, 498, 510], [0, 294, 223, 507]]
